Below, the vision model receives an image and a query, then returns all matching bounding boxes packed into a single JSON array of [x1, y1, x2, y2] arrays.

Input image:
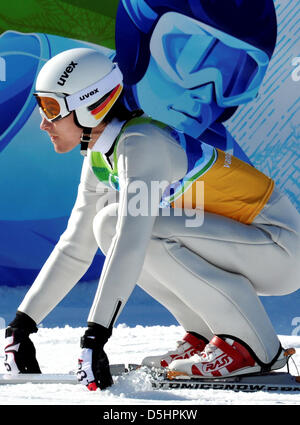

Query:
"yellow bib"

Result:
[[172, 149, 274, 224]]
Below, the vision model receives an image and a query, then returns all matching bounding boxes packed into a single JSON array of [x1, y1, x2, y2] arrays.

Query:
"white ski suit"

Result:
[[18, 116, 300, 366]]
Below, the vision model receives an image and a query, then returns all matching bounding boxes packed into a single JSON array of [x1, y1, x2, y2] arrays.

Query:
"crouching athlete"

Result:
[[4, 48, 300, 390]]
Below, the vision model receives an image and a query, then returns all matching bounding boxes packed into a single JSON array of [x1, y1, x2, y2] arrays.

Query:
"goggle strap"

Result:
[[66, 65, 123, 111], [80, 128, 92, 157]]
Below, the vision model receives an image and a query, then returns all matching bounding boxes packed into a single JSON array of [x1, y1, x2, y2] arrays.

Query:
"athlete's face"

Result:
[[40, 113, 82, 153]]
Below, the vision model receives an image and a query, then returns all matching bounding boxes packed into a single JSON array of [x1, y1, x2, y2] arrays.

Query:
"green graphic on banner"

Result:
[[0, 0, 118, 48]]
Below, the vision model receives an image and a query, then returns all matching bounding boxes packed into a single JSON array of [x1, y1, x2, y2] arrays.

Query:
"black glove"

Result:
[[4, 311, 41, 374], [77, 322, 113, 391]]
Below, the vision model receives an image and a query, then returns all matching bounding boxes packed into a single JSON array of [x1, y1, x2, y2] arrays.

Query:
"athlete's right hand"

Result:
[[4, 327, 41, 374]]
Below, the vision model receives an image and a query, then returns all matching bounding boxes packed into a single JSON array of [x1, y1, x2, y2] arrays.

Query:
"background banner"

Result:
[[0, 0, 299, 322]]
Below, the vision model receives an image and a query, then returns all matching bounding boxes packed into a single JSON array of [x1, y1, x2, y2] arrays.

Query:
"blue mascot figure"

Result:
[[115, 0, 277, 160]]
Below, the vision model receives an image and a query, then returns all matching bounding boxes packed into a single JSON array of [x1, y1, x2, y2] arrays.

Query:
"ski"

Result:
[[0, 364, 138, 385], [0, 373, 79, 385], [153, 371, 300, 393], [1, 364, 300, 393]]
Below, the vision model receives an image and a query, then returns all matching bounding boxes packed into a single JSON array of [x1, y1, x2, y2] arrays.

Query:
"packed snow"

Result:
[[0, 325, 299, 405], [0, 281, 300, 405]]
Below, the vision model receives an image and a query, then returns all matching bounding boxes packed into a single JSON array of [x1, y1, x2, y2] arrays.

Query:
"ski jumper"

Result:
[[18, 116, 300, 366]]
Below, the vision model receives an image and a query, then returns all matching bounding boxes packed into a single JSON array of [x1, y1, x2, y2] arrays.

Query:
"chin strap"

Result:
[[80, 128, 92, 156]]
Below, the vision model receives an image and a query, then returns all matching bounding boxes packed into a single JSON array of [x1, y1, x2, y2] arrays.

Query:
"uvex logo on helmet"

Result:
[[57, 61, 78, 86], [79, 88, 99, 101]]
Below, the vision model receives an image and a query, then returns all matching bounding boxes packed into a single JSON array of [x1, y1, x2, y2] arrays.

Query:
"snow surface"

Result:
[[0, 325, 299, 405], [0, 281, 300, 405]]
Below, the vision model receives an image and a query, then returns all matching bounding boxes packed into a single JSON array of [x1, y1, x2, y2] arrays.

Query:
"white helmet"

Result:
[[34, 48, 123, 129]]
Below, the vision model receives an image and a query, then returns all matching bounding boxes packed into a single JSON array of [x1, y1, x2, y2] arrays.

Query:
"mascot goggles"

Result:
[[34, 63, 123, 121], [150, 12, 269, 107]]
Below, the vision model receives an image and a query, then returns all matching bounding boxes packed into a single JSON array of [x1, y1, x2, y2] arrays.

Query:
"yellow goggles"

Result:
[[34, 93, 69, 122]]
